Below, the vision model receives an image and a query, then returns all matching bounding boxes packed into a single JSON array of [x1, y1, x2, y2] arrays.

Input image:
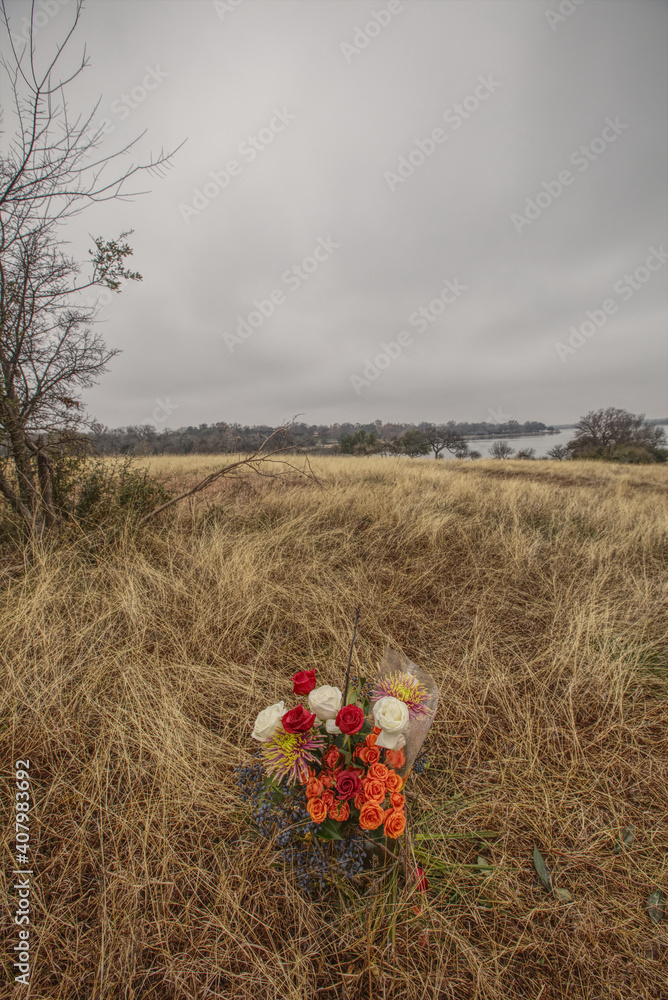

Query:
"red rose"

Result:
[[292, 669, 316, 695], [335, 703, 365, 735], [336, 768, 362, 801], [282, 705, 316, 733]]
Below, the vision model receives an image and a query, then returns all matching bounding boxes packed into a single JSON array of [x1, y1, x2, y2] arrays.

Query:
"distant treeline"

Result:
[[88, 419, 556, 456]]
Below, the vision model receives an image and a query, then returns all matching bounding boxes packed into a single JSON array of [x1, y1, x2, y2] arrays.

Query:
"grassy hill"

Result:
[[2, 456, 667, 999]]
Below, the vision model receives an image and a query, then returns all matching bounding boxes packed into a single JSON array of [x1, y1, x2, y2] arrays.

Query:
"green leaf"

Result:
[[646, 890, 665, 924], [476, 855, 493, 873], [315, 818, 344, 841], [615, 825, 634, 853], [554, 887, 573, 903], [533, 846, 552, 891]]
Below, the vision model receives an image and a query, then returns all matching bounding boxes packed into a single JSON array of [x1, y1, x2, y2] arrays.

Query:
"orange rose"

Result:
[[323, 745, 342, 770], [353, 791, 366, 810], [390, 792, 405, 809], [385, 770, 403, 793], [383, 807, 406, 839], [353, 744, 364, 759], [321, 771, 336, 789], [305, 777, 324, 799], [359, 800, 385, 830], [384, 747, 405, 770], [362, 777, 386, 803], [328, 800, 351, 821], [364, 747, 381, 766], [365, 731, 379, 748], [307, 797, 327, 823], [321, 789, 335, 808], [368, 762, 389, 782]]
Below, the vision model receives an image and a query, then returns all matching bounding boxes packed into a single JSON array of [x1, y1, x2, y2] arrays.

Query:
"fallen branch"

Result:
[[138, 426, 322, 526]]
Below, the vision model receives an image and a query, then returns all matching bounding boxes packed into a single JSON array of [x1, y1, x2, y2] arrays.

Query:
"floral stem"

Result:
[[342, 605, 361, 705]]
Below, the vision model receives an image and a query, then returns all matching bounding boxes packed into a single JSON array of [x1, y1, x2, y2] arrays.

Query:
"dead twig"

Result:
[[138, 426, 322, 525]]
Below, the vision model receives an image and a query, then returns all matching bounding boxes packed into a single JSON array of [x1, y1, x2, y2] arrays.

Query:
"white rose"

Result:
[[373, 696, 409, 735], [375, 729, 406, 750], [251, 701, 285, 742], [325, 718, 341, 735], [308, 685, 342, 721]]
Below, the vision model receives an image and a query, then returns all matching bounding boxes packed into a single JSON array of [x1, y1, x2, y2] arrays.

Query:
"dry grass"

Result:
[[1, 455, 667, 999]]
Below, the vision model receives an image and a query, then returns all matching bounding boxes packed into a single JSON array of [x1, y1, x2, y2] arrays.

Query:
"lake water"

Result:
[[430, 424, 668, 460]]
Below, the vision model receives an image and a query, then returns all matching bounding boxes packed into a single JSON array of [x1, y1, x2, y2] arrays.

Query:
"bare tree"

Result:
[[0, 0, 182, 534], [489, 440, 515, 460], [421, 422, 469, 459], [547, 444, 569, 461], [569, 408, 666, 454]]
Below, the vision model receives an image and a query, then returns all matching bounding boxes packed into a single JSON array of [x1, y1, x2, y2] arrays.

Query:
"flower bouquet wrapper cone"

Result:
[[370, 646, 439, 782]]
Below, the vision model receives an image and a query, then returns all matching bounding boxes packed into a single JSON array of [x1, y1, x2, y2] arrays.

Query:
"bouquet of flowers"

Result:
[[236, 646, 438, 891]]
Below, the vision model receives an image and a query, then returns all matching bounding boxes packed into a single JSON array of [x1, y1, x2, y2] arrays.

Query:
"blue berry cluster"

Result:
[[279, 830, 367, 894], [233, 762, 368, 896], [233, 761, 265, 802], [412, 752, 430, 776], [234, 762, 311, 843], [336, 833, 367, 879]]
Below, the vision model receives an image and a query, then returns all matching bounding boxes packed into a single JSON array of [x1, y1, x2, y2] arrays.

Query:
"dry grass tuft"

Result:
[[2, 456, 667, 999]]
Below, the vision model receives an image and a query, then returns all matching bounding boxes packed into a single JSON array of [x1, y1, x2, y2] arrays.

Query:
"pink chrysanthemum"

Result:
[[371, 671, 431, 719], [260, 728, 325, 785]]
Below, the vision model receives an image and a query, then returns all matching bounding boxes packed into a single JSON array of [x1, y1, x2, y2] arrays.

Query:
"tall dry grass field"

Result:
[[1, 456, 667, 999]]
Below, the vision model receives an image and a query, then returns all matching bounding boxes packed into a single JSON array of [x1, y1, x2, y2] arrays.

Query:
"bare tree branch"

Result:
[[0, 1, 183, 535], [139, 429, 323, 526]]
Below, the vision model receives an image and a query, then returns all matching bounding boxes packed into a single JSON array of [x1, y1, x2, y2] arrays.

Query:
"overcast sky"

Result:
[[3, 0, 667, 429]]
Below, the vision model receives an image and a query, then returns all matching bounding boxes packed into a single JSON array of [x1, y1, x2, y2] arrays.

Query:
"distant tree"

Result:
[[467, 449, 481, 460], [515, 448, 536, 460], [568, 408, 666, 463], [421, 423, 468, 459], [397, 429, 430, 458], [338, 430, 380, 455], [547, 444, 569, 461], [489, 440, 515, 460]]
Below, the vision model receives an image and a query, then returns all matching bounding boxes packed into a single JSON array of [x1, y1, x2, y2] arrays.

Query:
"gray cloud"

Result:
[[3, 0, 666, 427]]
